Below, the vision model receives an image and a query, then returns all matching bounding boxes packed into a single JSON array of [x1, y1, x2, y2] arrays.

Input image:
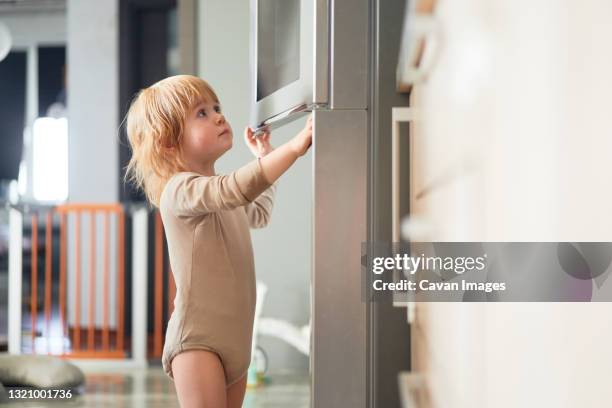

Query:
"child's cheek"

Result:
[[194, 128, 211, 147], [197, 131, 217, 151]]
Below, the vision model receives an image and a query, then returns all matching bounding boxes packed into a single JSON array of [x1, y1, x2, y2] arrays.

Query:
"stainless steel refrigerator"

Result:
[[250, 1, 411, 406]]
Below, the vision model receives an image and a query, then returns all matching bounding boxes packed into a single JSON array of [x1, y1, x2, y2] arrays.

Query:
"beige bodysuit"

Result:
[[159, 158, 275, 386]]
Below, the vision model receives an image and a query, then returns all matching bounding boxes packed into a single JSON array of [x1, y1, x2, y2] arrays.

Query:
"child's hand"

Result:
[[290, 115, 313, 157], [245, 126, 275, 158]]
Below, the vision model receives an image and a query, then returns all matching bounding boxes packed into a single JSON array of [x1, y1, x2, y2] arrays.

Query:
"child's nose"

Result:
[[215, 114, 225, 125]]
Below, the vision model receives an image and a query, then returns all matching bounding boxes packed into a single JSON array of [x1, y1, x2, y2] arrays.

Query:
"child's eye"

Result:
[[214, 105, 222, 113], [197, 109, 206, 117]]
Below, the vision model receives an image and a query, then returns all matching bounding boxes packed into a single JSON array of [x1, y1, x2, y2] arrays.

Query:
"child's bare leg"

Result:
[[172, 350, 227, 408], [226, 373, 247, 408]]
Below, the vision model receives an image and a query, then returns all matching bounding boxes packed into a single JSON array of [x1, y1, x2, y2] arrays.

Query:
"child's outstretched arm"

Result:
[[246, 115, 313, 184], [242, 115, 312, 228]]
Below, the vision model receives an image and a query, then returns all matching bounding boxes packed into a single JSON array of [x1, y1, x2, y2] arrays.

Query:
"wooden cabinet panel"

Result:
[[405, 0, 612, 407]]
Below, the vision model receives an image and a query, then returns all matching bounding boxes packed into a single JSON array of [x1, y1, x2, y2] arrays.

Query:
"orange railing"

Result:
[[6, 203, 176, 363], [17, 204, 125, 358], [53, 204, 125, 358]]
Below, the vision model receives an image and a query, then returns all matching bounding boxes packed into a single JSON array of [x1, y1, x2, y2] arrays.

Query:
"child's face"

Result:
[[181, 100, 233, 168]]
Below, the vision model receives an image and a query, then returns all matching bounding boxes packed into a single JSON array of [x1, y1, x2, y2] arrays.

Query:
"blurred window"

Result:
[[32, 117, 68, 202]]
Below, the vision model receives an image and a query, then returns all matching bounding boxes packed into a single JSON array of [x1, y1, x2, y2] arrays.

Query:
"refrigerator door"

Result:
[[249, 0, 328, 133], [312, 109, 368, 408]]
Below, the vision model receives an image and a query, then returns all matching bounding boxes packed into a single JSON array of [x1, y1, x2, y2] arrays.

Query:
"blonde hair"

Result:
[[123, 75, 219, 208]]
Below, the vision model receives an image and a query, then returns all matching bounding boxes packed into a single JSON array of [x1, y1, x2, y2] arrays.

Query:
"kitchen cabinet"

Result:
[[402, 0, 612, 407]]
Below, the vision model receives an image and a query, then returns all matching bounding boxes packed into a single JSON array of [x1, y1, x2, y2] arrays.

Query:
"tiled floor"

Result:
[[0, 367, 310, 407]]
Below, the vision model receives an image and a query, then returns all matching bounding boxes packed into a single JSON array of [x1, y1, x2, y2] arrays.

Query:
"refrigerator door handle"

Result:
[[254, 102, 319, 136], [254, 103, 328, 136]]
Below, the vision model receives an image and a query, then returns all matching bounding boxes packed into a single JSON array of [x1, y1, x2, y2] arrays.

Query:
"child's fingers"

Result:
[[244, 126, 256, 144], [245, 127, 260, 153], [304, 115, 313, 131]]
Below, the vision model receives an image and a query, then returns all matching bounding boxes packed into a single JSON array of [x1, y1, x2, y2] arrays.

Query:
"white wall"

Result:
[[67, 0, 118, 203], [198, 0, 311, 373]]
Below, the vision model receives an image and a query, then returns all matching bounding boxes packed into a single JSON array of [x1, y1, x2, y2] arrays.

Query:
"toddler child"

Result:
[[124, 74, 312, 407]]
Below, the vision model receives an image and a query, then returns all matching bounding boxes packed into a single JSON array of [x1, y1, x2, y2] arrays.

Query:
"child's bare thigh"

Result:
[[172, 349, 227, 408]]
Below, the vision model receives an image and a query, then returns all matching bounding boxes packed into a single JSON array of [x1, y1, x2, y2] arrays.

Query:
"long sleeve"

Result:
[[244, 182, 277, 228], [162, 158, 272, 218]]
